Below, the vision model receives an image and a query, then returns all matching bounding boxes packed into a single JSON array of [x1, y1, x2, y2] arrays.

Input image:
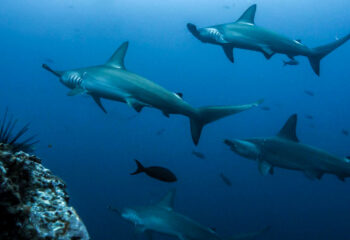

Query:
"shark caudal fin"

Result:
[[308, 34, 350, 76], [224, 226, 271, 240], [190, 99, 263, 145]]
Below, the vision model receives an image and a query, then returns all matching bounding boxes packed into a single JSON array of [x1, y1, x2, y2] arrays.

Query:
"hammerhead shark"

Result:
[[187, 4, 350, 76], [109, 189, 269, 240], [224, 114, 350, 181], [42, 42, 262, 145]]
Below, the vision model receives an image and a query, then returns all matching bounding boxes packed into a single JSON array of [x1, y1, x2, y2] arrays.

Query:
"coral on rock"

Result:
[[0, 143, 90, 240]]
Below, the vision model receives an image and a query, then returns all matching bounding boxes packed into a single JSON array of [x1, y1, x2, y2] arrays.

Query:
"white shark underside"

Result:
[[187, 4, 350, 76], [42, 42, 262, 145], [225, 114, 350, 181], [110, 190, 269, 240]]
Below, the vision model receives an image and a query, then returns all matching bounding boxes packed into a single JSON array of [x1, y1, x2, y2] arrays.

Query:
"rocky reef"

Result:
[[0, 143, 90, 240]]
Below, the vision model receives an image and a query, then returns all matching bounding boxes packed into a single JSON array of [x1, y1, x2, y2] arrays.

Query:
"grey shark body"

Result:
[[42, 42, 262, 145], [187, 4, 350, 76], [224, 114, 350, 181], [110, 190, 269, 240]]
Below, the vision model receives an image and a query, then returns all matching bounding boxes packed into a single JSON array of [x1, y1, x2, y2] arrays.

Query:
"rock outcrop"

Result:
[[0, 143, 90, 240]]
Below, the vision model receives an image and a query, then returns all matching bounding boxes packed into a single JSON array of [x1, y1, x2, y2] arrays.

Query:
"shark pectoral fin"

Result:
[[222, 45, 234, 63], [145, 231, 154, 240], [337, 175, 346, 182], [162, 111, 170, 118], [126, 98, 146, 113], [91, 95, 107, 114], [67, 87, 86, 96], [303, 169, 323, 180], [258, 160, 272, 176], [260, 46, 275, 59]]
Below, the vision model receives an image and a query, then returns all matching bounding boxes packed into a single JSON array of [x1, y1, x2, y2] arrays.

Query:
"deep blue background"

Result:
[[1, 0, 350, 239]]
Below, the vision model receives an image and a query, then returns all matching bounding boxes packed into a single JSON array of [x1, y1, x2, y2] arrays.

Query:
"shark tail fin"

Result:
[[224, 226, 271, 240], [130, 159, 145, 175], [308, 34, 350, 76], [190, 99, 263, 145]]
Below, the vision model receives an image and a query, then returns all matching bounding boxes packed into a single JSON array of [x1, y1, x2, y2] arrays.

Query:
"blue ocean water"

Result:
[[1, 0, 350, 239]]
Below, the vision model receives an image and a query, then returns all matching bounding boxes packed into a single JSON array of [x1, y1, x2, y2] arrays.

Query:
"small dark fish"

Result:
[[48, 144, 53, 148], [156, 128, 166, 136], [260, 106, 270, 111], [223, 5, 230, 9], [45, 58, 54, 64], [219, 173, 232, 187], [304, 90, 315, 97], [283, 59, 299, 66], [192, 151, 205, 159], [131, 159, 177, 182], [342, 129, 349, 136], [305, 115, 313, 120]]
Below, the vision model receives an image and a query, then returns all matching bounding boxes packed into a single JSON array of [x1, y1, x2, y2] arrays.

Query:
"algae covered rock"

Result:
[[0, 143, 90, 240]]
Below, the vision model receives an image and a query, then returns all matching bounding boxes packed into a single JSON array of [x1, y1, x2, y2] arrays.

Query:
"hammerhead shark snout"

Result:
[[42, 64, 63, 78], [224, 139, 260, 159], [187, 23, 201, 40]]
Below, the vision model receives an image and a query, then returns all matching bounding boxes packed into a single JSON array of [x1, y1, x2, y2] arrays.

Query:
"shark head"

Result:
[[60, 71, 85, 89], [121, 207, 143, 226], [187, 23, 226, 44], [42, 64, 84, 89], [224, 139, 260, 159]]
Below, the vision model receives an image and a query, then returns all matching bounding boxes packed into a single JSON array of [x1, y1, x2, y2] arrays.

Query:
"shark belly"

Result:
[[141, 209, 219, 240], [261, 139, 317, 171], [223, 24, 310, 56], [262, 138, 350, 177], [83, 77, 127, 103], [80, 67, 195, 116]]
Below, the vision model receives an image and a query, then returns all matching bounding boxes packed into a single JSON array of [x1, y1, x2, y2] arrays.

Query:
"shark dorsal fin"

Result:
[[277, 114, 299, 142], [236, 4, 257, 24], [106, 41, 129, 70], [155, 189, 176, 211]]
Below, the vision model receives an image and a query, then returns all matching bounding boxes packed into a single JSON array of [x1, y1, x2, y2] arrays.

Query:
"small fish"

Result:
[[219, 173, 232, 187], [156, 128, 166, 136], [283, 59, 299, 66], [260, 106, 270, 111], [304, 90, 315, 97], [342, 129, 349, 136], [223, 5, 230, 9], [45, 58, 54, 64], [131, 159, 177, 182], [48, 144, 53, 148], [305, 115, 313, 120], [192, 151, 205, 159]]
